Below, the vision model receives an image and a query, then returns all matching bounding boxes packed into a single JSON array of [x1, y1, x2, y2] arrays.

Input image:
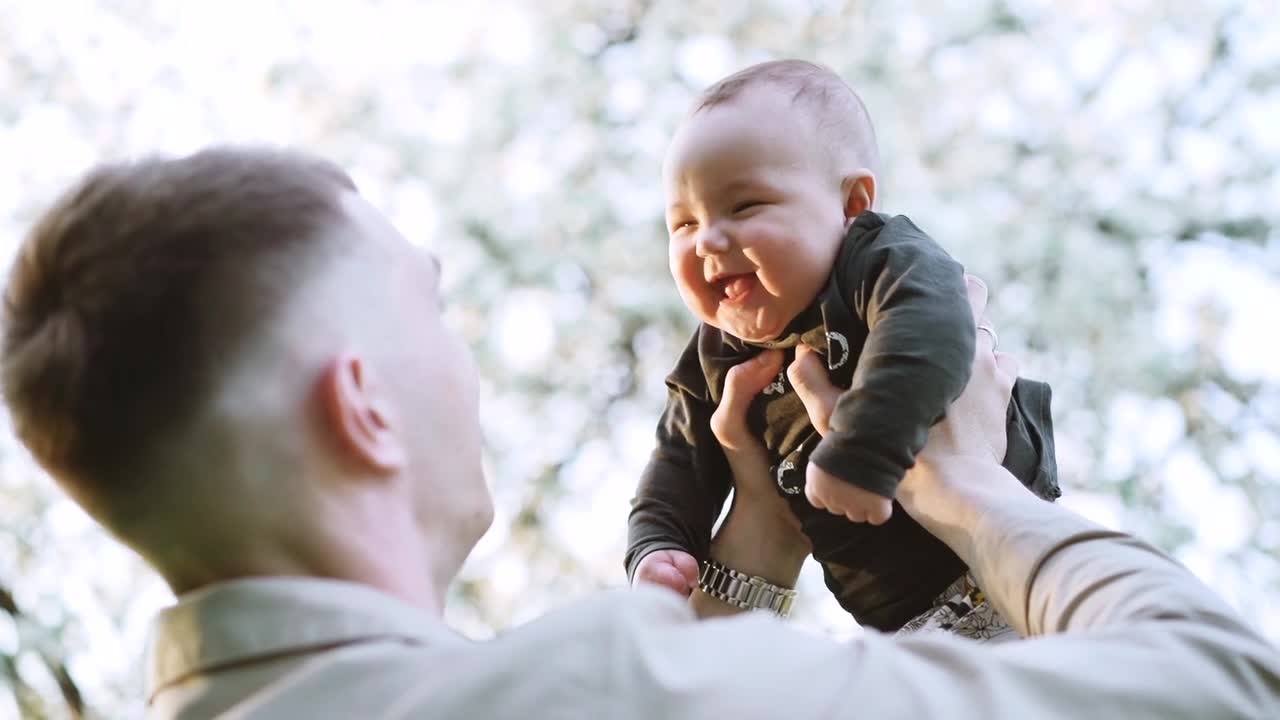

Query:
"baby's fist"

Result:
[[633, 549, 700, 596], [806, 463, 894, 525]]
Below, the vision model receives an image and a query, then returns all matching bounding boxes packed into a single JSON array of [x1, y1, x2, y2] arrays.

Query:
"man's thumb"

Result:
[[787, 345, 839, 435], [723, 350, 784, 404]]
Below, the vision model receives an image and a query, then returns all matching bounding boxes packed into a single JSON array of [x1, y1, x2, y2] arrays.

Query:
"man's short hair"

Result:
[[1, 147, 355, 505], [695, 59, 880, 176]]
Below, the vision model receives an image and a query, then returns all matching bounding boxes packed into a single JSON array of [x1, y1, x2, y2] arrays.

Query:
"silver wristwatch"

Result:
[[697, 559, 797, 618]]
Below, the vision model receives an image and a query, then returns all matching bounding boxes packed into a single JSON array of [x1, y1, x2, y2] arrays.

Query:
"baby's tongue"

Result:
[[724, 275, 754, 299]]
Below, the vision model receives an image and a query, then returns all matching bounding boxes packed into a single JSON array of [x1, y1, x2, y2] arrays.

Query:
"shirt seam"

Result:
[[1020, 529, 1132, 633]]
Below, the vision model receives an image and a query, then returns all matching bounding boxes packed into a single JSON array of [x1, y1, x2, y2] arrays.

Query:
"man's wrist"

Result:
[[899, 454, 1028, 567], [708, 491, 808, 588], [697, 559, 797, 617]]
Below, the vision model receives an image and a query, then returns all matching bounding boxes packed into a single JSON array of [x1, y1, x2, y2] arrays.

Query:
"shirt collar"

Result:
[[145, 576, 462, 699]]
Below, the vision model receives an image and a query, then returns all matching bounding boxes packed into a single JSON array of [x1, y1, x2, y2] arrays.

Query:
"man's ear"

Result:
[[841, 171, 877, 222], [319, 351, 407, 475]]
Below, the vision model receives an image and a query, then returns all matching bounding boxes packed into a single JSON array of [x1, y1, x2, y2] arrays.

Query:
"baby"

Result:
[[626, 60, 1060, 632]]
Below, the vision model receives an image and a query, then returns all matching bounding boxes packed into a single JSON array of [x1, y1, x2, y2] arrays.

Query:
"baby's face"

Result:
[[663, 88, 848, 343]]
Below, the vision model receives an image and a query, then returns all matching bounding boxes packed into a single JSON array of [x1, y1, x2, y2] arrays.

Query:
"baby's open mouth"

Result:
[[716, 273, 757, 305]]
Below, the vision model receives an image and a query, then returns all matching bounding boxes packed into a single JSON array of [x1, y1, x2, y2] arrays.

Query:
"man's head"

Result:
[[663, 59, 880, 342], [1, 147, 492, 608]]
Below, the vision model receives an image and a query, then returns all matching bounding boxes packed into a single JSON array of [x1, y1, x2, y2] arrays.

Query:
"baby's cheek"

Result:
[[668, 240, 694, 274], [680, 280, 719, 323], [759, 266, 807, 302]]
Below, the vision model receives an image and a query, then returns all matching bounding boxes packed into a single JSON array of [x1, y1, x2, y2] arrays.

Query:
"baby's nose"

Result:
[[694, 225, 731, 257]]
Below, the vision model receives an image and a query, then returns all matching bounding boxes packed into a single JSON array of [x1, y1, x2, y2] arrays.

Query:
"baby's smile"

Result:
[[663, 84, 860, 343], [713, 272, 759, 306]]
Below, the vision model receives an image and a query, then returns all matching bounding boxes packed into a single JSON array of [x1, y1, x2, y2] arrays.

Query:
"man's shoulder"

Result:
[[515, 586, 694, 641], [214, 589, 691, 719]]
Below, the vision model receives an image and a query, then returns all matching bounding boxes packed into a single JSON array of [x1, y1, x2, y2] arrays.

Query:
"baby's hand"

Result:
[[633, 549, 700, 596], [805, 461, 895, 525], [788, 343, 894, 524]]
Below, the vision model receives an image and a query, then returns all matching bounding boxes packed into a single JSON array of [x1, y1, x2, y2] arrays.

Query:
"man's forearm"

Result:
[[632, 488, 1280, 720], [666, 437, 1280, 717], [690, 491, 809, 618], [899, 455, 1261, 639], [896, 455, 1100, 631], [896, 456, 1024, 569]]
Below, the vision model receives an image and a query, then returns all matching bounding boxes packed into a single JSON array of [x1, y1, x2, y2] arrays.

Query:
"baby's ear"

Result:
[[841, 171, 877, 221]]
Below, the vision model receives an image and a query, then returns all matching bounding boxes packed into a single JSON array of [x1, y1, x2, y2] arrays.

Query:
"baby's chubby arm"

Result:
[[807, 215, 974, 520], [627, 332, 736, 593]]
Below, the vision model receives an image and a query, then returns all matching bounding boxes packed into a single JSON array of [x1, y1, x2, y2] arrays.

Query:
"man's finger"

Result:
[[714, 350, 783, 443], [965, 274, 988, 324], [724, 350, 783, 399], [788, 345, 840, 436], [975, 316, 996, 356], [995, 351, 1019, 381]]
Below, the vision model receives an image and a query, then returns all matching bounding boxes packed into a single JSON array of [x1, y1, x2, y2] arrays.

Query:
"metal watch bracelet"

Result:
[[697, 559, 797, 618]]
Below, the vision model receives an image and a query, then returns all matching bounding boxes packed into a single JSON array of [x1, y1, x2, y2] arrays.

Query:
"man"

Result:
[[2, 146, 1276, 719]]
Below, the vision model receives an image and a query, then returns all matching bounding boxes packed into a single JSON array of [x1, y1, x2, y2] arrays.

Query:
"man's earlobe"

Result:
[[842, 172, 877, 221], [321, 351, 408, 475]]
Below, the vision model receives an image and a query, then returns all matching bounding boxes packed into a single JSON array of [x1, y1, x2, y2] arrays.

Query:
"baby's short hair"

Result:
[[694, 59, 880, 177]]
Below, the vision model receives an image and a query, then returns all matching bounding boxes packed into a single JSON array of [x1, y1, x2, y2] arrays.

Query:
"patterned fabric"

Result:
[[897, 573, 1019, 643]]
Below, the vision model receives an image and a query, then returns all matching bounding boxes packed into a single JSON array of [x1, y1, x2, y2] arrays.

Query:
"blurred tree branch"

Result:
[[1, 581, 85, 719]]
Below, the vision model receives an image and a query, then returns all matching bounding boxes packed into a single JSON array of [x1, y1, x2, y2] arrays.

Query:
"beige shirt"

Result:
[[146, 507, 1280, 719]]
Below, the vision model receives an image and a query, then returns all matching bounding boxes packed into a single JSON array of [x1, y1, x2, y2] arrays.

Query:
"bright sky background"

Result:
[[1, 0, 1277, 716]]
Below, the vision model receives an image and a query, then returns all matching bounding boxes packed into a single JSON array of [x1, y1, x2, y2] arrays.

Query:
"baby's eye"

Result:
[[670, 219, 697, 233], [733, 200, 765, 213]]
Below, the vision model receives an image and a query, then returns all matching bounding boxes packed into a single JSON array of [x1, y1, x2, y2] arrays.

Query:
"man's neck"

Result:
[[153, 513, 452, 617], [297, 512, 451, 616]]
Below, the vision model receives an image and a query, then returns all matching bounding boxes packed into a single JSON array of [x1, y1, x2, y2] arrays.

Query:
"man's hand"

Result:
[[908, 276, 1013, 469], [788, 276, 1014, 525], [688, 349, 810, 618], [787, 344, 894, 524], [709, 350, 783, 459], [896, 276, 1019, 519], [633, 549, 700, 596], [708, 349, 806, 542]]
